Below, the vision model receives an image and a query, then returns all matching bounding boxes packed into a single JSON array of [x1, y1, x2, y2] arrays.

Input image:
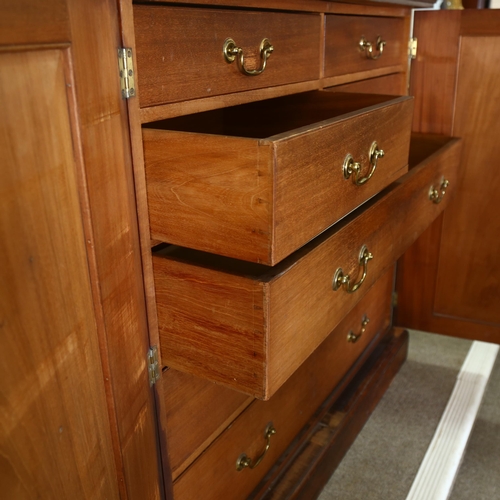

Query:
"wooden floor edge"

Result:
[[250, 328, 409, 500]]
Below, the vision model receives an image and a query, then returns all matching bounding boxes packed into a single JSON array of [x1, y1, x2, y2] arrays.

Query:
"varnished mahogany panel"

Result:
[[397, 11, 500, 343], [0, 0, 70, 45], [173, 269, 394, 500], [409, 11, 461, 135], [134, 5, 321, 107], [324, 15, 406, 79], [65, 0, 163, 497], [152, 135, 459, 399], [144, 92, 413, 265], [434, 36, 500, 327], [0, 49, 119, 499]]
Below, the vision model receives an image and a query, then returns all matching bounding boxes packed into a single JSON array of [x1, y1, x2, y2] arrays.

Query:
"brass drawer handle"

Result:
[[333, 245, 373, 294], [343, 141, 385, 186], [359, 36, 386, 60], [223, 38, 274, 76], [236, 423, 276, 471], [347, 316, 370, 343], [429, 178, 449, 204]]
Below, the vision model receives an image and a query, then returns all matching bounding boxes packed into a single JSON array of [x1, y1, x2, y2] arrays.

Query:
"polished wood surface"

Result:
[[434, 36, 500, 327], [152, 134, 458, 399], [0, 0, 70, 45], [409, 11, 461, 135], [324, 15, 406, 79], [163, 370, 253, 479], [252, 328, 409, 500], [144, 92, 412, 264], [134, 5, 321, 108], [397, 10, 500, 343], [173, 270, 394, 500], [65, 0, 163, 497], [0, 48, 119, 499]]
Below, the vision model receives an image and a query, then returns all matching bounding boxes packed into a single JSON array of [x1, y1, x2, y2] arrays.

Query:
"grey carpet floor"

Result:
[[318, 330, 500, 500]]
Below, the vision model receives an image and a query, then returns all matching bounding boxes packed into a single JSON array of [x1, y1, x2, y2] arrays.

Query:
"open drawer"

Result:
[[171, 268, 394, 500], [152, 134, 461, 400], [144, 91, 413, 265]]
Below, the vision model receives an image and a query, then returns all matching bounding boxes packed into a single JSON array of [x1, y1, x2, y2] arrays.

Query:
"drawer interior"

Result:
[[408, 133, 458, 169], [143, 91, 399, 139]]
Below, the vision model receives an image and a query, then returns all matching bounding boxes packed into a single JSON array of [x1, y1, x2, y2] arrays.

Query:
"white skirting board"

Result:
[[405, 340, 499, 500]]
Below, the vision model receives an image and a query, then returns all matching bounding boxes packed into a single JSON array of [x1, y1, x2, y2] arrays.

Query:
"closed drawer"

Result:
[[134, 5, 321, 108], [324, 15, 407, 80], [172, 269, 394, 500], [144, 91, 413, 265], [152, 134, 461, 400]]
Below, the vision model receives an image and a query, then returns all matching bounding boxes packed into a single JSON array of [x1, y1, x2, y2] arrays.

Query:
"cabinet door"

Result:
[[395, 10, 500, 344], [0, 48, 120, 499], [0, 1, 162, 498]]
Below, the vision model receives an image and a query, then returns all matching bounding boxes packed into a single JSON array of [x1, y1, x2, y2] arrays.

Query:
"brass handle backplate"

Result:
[[343, 141, 385, 186], [359, 36, 386, 60], [236, 423, 276, 471], [429, 178, 449, 204], [223, 38, 274, 76], [333, 245, 373, 294], [347, 316, 370, 343]]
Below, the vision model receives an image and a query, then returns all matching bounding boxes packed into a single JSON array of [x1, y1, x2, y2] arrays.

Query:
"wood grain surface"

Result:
[[409, 11, 461, 135], [66, 0, 162, 497], [252, 328, 409, 500], [0, 48, 119, 499], [153, 134, 458, 399], [324, 14, 406, 78], [172, 269, 394, 500], [397, 10, 500, 343], [134, 5, 321, 107], [144, 92, 412, 265], [0, 0, 70, 45], [162, 370, 253, 479]]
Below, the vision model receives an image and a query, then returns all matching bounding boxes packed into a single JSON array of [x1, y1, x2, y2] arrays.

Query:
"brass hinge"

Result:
[[392, 291, 399, 308], [409, 38, 418, 60], [118, 48, 136, 99], [147, 346, 161, 386]]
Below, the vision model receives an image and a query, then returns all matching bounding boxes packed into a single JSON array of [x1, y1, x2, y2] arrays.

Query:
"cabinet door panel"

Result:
[[396, 10, 500, 343], [0, 49, 119, 499], [434, 36, 500, 326]]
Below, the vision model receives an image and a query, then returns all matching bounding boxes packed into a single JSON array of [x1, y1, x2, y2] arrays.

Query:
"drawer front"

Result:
[[153, 135, 460, 400], [325, 15, 407, 79], [172, 269, 394, 500], [145, 92, 413, 265], [134, 5, 321, 108]]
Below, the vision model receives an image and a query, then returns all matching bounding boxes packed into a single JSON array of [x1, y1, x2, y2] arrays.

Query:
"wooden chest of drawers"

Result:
[[131, 3, 462, 497], [12, 1, 500, 500]]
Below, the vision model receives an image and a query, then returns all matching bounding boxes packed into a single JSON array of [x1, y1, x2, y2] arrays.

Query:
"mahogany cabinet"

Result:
[[1, 1, 498, 499]]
